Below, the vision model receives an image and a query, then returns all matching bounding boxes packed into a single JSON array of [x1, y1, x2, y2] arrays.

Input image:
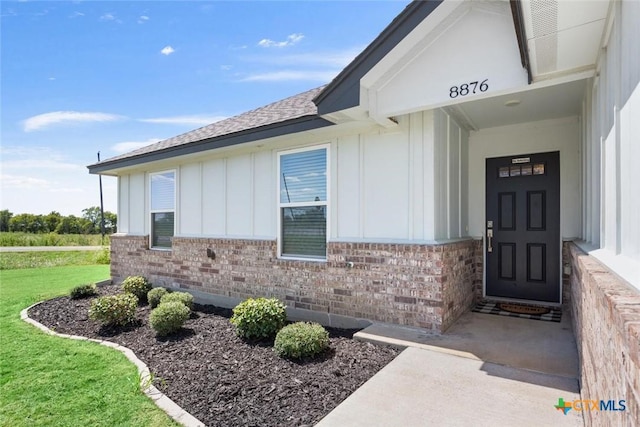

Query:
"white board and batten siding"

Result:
[[580, 0, 640, 287], [116, 109, 470, 244]]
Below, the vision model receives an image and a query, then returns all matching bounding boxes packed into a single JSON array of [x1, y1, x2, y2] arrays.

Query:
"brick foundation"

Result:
[[568, 243, 640, 425], [110, 235, 476, 332]]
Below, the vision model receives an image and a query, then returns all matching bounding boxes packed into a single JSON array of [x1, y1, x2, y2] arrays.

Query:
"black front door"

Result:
[[485, 151, 560, 303]]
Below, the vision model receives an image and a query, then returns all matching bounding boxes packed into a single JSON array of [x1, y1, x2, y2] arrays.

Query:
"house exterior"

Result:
[[89, 1, 639, 423]]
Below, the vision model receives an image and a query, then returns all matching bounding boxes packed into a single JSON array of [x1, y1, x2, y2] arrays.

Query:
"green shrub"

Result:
[[121, 276, 151, 301], [69, 283, 97, 299], [274, 322, 330, 359], [149, 301, 190, 336], [230, 297, 286, 340], [160, 291, 194, 309], [147, 287, 168, 308], [88, 293, 138, 326], [94, 247, 110, 265]]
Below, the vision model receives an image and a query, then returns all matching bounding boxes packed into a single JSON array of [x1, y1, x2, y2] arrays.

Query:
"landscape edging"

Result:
[[20, 301, 206, 427]]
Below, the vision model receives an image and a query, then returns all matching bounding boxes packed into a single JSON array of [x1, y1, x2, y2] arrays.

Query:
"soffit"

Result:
[[520, 0, 610, 81]]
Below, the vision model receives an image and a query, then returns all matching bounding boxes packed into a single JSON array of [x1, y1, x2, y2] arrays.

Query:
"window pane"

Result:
[[151, 172, 175, 210], [152, 212, 174, 248], [281, 206, 326, 257], [280, 149, 326, 203]]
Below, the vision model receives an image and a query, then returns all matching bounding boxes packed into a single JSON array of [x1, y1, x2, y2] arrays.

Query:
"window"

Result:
[[278, 147, 327, 259], [150, 170, 175, 249]]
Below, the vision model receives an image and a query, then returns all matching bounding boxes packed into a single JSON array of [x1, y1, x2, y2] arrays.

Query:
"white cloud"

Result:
[[100, 13, 116, 21], [0, 146, 57, 157], [247, 47, 363, 68], [258, 33, 304, 48], [111, 138, 162, 154], [220, 65, 233, 71], [70, 11, 84, 18], [0, 146, 82, 171], [139, 115, 227, 126], [0, 174, 50, 190], [48, 77, 56, 81], [22, 111, 123, 132], [240, 70, 338, 83], [138, 15, 149, 24], [50, 187, 84, 194], [160, 45, 175, 56], [2, 159, 85, 172]]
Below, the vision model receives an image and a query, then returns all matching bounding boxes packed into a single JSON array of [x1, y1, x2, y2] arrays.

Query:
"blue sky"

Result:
[[0, 0, 408, 216]]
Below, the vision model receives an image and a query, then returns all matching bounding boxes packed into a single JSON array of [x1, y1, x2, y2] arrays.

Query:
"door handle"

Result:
[[487, 229, 493, 253]]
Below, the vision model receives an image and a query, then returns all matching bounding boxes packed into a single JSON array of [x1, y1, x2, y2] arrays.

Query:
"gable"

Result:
[[313, 0, 443, 116], [362, 1, 528, 120]]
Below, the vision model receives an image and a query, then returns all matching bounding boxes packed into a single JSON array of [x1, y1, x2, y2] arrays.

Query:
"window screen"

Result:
[[150, 171, 175, 249], [279, 148, 327, 259]]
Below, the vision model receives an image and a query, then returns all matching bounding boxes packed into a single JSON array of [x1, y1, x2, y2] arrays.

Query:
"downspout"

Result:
[[510, 0, 533, 84]]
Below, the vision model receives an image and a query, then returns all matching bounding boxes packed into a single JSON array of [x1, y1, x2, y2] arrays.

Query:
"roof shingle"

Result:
[[93, 85, 326, 167]]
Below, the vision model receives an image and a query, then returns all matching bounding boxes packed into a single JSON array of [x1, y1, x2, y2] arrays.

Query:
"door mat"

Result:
[[472, 300, 562, 322]]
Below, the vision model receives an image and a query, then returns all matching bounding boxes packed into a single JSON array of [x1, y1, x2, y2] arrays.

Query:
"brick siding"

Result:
[[568, 243, 640, 426], [110, 235, 476, 332]]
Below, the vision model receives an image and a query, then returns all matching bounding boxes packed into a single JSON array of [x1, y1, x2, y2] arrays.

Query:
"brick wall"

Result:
[[568, 243, 640, 426], [472, 238, 484, 302], [110, 235, 476, 332]]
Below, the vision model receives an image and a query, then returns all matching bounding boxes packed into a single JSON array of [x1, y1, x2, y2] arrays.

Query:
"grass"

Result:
[[0, 232, 109, 247], [0, 249, 110, 270], [0, 265, 177, 427]]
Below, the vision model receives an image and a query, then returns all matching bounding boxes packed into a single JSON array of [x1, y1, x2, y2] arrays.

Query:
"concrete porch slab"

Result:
[[316, 347, 582, 427], [354, 309, 579, 378], [318, 309, 583, 426]]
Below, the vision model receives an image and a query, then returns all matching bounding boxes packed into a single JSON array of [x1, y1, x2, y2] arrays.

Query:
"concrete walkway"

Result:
[[0, 246, 104, 252], [317, 310, 583, 427]]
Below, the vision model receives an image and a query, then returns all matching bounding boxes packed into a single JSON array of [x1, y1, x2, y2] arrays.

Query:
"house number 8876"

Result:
[[449, 79, 488, 98]]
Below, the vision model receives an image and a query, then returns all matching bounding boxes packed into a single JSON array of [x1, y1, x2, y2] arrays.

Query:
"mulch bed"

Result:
[[28, 285, 400, 426]]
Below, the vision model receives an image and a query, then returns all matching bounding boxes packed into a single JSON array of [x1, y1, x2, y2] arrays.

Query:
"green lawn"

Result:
[[0, 265, 177, 427]]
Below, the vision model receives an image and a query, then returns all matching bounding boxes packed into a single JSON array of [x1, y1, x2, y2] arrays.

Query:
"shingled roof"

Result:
[[88, 85, 332, 174]]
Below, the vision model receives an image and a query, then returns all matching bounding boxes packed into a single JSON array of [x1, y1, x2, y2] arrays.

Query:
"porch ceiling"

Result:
[[444, 78, 586, 130]]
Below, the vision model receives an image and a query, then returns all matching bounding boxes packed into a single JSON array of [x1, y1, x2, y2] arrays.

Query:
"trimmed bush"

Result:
[[121, 276, 151, 301], [147, 287, 168, 309], [69, 283, 97, 299], [88, 293, 138, 326], [149, 301, 190, 336], [160, 291, 194, 309], [274, 322, 330, 359], [230, 297, 286, 340]]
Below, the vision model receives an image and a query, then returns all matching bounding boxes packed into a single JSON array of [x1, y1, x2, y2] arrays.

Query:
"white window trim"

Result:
[[149, 169, 176, 250], [277, 144, 330, 261]]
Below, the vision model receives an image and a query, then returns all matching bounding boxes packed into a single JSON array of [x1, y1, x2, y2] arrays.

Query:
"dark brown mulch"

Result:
[[28, 285, 399, 426]]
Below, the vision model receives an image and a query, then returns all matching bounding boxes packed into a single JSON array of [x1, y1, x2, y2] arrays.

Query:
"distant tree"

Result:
[[103, 211, 118, 234], [0, 210, 12, 232], [9, 213, 48, 233], [3, 208, 117, 235], [55, 215, 84, 234], [81, 206, 117, 234], [44, 211, 62, 233], [81, 207, 101, 234]]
